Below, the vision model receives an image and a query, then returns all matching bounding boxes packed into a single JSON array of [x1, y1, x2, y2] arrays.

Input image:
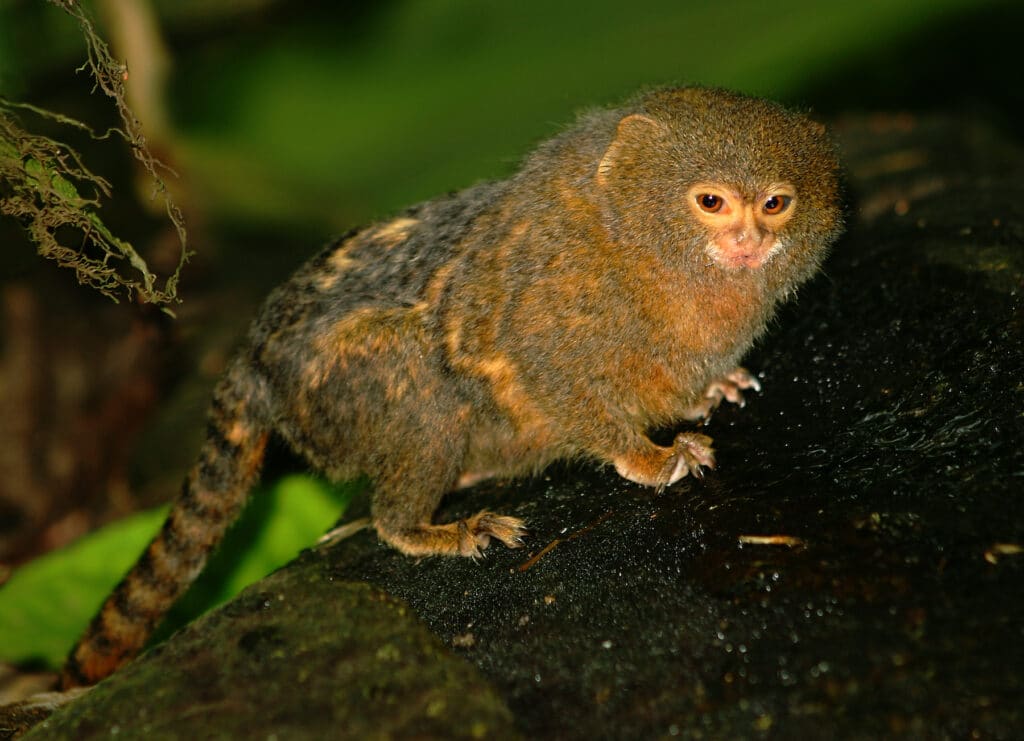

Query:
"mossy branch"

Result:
[[0, 0, 189, 309]]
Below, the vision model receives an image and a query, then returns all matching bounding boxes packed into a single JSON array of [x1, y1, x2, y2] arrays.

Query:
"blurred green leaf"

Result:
[[0, 506, 168, 668], [0, 475, 359, 668]]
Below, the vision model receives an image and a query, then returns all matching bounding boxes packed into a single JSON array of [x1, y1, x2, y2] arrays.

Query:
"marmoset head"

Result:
[[596, 87, 843, 282]]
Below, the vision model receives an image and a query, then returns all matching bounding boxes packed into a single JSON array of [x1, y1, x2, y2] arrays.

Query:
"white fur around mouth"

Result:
[[704, 238, 785, 270]]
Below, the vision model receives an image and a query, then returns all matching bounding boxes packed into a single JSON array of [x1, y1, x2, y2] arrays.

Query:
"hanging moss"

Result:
[[0, 0, 188, 309]]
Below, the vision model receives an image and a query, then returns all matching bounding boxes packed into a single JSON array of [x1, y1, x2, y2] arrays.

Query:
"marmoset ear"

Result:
[[596, 113, 665, 188]]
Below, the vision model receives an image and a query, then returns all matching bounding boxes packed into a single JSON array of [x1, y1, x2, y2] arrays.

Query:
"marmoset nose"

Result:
[[734, 230, 762, 247], [732, 212, 765, 248]]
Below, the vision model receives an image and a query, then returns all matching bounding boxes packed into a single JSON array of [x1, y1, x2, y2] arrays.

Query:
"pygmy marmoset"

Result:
[[62, 86, 844, 687]]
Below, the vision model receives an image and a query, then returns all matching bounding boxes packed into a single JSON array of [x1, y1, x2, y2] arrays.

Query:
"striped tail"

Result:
[[60, 362, 269, 688]]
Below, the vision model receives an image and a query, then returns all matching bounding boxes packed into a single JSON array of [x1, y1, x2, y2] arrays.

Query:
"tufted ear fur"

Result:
[[596, 113, 666, 188]]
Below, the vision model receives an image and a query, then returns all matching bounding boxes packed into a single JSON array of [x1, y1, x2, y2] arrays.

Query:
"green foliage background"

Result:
[[0, 0, 1018, 669], [2, 0, 1019, 238]]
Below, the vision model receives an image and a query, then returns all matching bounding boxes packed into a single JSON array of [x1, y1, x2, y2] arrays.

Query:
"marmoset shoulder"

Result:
[[61, 86, 844, 688]]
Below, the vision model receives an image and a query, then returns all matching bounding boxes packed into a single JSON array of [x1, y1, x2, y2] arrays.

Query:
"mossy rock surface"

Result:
[[28, 568, 517, 740]]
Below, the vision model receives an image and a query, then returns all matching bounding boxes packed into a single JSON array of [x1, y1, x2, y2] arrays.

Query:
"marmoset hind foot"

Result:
[[61, 86, 843, 688], [378, 511, 528, 559]]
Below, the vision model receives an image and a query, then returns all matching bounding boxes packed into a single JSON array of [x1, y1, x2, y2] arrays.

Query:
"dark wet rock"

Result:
[[29, 114, 1024, 739]]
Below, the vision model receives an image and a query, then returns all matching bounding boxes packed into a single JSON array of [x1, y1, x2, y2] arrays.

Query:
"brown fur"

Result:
[[61, 86, 843, 688]]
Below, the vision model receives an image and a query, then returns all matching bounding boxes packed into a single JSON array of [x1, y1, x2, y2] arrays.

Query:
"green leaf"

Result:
[[0, 475, 360, 668], [0, 505, 169, 667]]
